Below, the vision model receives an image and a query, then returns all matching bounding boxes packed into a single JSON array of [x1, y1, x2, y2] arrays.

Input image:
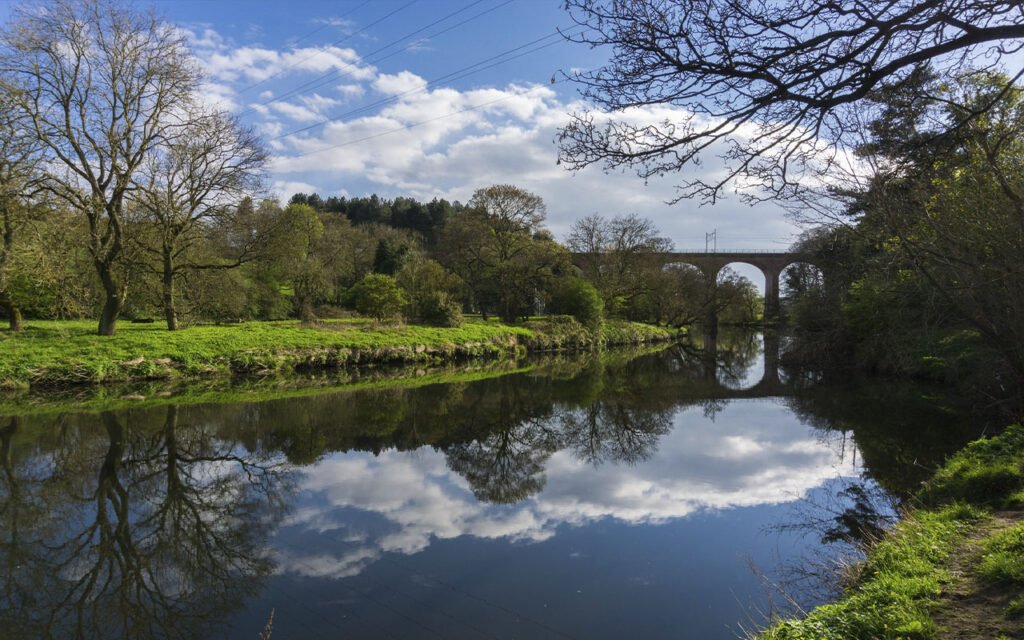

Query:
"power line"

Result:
[[241, 0, 496, 116], [270, 28, 574, 143], [284, 79, 564, 161], [278, 0, 375, 58], [258, 0, 516, 114], [235, 0, 418, 99]]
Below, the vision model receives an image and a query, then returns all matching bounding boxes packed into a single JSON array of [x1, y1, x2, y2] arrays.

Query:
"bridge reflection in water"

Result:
[[689, 330, 790, 399]]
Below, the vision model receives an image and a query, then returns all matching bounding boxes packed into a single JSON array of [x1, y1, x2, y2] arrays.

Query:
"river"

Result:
[[0, 332, 995, 639]]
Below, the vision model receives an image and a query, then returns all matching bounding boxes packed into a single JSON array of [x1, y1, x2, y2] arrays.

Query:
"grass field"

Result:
[[0, 317, 676, 388]]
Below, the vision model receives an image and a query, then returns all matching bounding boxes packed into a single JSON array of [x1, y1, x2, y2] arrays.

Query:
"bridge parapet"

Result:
[[571, 250, 820, 323]]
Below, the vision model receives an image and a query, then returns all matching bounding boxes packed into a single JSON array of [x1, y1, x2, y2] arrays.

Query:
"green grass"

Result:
[[919, 424, 1024, 509], [0, 317, 676, 388], [759, 504, 983, 640], [0, 342, 676, 419], [758, 424, 1024, 639], [978, 522, 1024, 618]]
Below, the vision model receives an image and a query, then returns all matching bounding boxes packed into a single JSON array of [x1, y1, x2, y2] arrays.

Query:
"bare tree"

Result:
[[565, 213, 608, 255], [0, 84, 44, 331], [1, 0, 202, 335], [567, 213, 673, 315], [559, 0, 1024, 205], [133, 111, 267, 330]]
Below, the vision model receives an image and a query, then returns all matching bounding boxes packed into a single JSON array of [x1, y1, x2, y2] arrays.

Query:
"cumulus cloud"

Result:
[[271, 402, 857, 580], [187, 27, 806, 254]]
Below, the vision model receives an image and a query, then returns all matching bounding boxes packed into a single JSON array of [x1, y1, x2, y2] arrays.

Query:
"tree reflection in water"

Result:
[[0, 337, 996, 639], [0, 406, 292, 640]]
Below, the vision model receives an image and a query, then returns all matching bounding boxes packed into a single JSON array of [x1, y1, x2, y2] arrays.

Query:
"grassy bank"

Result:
[[0, 317, 677, 388], [0, 343, 674, 418], [758, 425, 1024, 639]]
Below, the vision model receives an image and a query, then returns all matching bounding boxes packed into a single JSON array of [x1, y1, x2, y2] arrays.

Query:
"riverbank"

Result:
[[0, 317, 678, 389], [758, 425, 1024, 639], [0, 344, 674, 418]]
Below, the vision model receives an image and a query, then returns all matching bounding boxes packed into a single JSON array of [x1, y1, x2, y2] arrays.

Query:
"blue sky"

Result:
[[0, 0, 807, 280], [158, 0, 802, 259]]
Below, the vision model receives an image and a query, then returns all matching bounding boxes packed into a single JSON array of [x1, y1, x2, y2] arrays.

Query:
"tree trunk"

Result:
[[0, 207, 18, 331], [0, 292, 21, 331], [96, 263, 123, 337], [162, 248, 177, 331]]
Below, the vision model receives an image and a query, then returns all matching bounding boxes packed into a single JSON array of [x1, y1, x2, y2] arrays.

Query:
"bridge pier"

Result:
[[702, 265, 720, 337], [763, 266, 781, 324], [570, 250, 817, 329]]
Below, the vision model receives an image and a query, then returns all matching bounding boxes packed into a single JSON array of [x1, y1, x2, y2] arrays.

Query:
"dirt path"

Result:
[[933, 511, 1024, 639]]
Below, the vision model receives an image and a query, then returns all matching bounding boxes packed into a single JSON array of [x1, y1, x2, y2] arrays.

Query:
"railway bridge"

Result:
[[572, 250, 817, 323]]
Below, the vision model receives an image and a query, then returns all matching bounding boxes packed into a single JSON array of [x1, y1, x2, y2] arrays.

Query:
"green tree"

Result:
[[2, 0, 203, 335], [567, 213, 674, 317], [395, 254, 463, 322], [549, 277, 604, 332], [0, 85, 43, 331], [133, 110, 267, 330], [442, 185, 568, 322], [352, 273, 406, 322], [854, 71, 1024, 385]]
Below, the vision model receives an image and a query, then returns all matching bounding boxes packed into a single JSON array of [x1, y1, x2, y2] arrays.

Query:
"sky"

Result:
[[0, 0, 809, 278]]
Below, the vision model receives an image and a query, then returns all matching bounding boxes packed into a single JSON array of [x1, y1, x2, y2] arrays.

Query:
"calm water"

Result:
[[0, 333, 991, 639]]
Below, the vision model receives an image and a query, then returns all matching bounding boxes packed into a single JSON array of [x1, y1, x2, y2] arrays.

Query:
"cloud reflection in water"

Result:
[[273, 401, 856, 580]]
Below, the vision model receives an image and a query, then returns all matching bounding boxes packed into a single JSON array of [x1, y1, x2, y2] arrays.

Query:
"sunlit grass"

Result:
[[0, 317, 676, 388], [978, 522, 1024, 618], [759, 504, 983, 640], [758, 424, 1024, 639]]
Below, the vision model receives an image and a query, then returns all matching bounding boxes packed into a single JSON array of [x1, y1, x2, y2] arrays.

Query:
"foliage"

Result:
[[290, 192, 459, 247], [419, 291, 464, 328], [351, 274, 407, 322], [919, 425, 1024, 509], [441, 185, 569, 322], [548, 278, 604, 331], [394, 254, 463, 322], [844, 71, 1024, 390], [600, 319, 677, 346], [782, 72, 1024, 408], [567, 213, 673, 318]]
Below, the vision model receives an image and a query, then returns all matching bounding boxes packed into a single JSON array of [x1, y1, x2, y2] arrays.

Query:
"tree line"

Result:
[[781, 70, 1024, 407], [0, 0, 762, 336]]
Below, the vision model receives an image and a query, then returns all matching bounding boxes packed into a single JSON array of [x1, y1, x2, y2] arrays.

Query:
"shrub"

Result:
[[351, 274, 406, 322], [420, 292, 464, 328], [549, 278, 604, 332], [919, 424, 1024, 508]]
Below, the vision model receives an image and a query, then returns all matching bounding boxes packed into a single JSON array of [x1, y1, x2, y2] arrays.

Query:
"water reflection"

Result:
[[0, 335, 991, 639], [0, 407, 292, 639]]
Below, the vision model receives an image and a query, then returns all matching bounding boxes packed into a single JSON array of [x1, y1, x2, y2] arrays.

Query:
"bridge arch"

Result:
[[661, 252, 811, 323], [571, 250, 816, 324]]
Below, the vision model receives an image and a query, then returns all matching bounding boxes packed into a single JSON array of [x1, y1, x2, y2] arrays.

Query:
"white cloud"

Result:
[[372, 70, 429, 96], [336, 84, 365, 100], [186, 27, 807, 253], [272, 180, 319, 199], [272, 402, 857, 580]]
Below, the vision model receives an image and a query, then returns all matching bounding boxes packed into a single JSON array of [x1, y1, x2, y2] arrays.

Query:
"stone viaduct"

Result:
[[572, 250, 816, 324]]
